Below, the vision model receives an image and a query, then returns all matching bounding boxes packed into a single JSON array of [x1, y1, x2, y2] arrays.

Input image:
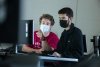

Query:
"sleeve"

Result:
[[55, 33, 64, 54], [55, 40, 63, 54], [61, 29, 84, 59], [71, 29, 84, 59]]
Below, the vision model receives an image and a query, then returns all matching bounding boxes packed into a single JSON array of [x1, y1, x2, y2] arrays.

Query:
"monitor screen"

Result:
[[18, 20, 34, 44], [0, 0, 19, 44]]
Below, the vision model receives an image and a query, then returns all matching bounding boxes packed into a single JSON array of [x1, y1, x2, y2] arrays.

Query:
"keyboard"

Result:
[[40, 51, 54, 56]]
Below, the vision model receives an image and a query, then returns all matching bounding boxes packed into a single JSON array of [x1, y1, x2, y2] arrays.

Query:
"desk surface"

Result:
[[39, 56, 78, 62], [16, 52, 78, 62]]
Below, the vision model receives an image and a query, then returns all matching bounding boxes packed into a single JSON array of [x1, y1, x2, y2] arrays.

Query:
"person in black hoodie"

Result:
[[52, 7, 84, 67]]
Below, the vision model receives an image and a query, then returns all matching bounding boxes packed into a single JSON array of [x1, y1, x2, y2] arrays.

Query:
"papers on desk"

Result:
[[39, 56, 78, 62]]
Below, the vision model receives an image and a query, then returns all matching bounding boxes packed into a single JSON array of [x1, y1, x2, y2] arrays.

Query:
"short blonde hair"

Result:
[[39, 14, 55, 26]]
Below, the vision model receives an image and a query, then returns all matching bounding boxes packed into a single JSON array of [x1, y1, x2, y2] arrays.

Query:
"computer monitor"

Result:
[[0, 0, 19, 44], [0, 0, 34, 55], [18, 20, 34, 44]]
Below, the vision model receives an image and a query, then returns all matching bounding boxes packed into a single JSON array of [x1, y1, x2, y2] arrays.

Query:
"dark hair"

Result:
[[58, 7, 73, 18], [39, 14, 55, 26]]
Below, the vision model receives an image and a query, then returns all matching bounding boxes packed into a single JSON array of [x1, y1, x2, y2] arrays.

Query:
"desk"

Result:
[[38, 56, 78, 67], [15, 52, 78, 67]]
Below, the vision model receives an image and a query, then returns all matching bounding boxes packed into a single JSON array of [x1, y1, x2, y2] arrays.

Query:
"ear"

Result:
[[50, 25, 53, 28], [70, 17, 73, 20], [68, 17, 72, 25], [49, 25, 52, 31], [68, 17, 73, 23]]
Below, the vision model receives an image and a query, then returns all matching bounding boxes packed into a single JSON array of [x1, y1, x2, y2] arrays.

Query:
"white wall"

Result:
[[20, 0, 100, 54], [76, 0, 100, 54], [20, 0, 77, 37]]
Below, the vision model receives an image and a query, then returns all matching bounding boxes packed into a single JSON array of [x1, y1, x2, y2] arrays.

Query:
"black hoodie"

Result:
[[56, 23, 84, 60]]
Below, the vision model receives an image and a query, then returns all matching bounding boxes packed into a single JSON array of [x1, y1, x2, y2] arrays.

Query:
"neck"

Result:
[[43, 32, 50, 37], [65, 22, 72, 31], [65, 26, 70, 31]]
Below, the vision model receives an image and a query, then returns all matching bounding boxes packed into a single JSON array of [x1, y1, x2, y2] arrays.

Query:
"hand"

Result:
[[52, 52, 61, 57], [38, 29, 50, 37], [35, 49, 44, 54], [36, 30, 43, 39]]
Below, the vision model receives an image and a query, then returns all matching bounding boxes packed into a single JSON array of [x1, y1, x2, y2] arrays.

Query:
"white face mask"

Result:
[[40, 24, 50, 33]]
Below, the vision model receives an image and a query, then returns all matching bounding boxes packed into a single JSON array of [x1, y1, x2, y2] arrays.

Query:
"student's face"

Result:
[[40, 18, 51, 34], [58, 14, 72, 28], [40, 18, 51, 26]]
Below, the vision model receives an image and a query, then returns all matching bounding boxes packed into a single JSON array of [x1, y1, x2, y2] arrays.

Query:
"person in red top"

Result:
[[22, 14, 59, 54]]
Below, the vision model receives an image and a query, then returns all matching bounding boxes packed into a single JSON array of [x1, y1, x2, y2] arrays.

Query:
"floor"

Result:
[[83, 56, 100, 67], [44, 53, 100, 67], [75, 54, 100, 67]]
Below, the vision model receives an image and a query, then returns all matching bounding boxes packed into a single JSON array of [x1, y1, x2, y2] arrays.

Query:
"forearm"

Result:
[[22, 45, 35, 53]]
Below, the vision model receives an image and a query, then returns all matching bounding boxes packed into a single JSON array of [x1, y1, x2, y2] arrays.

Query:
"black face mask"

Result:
[[59, 20, 69, 28]]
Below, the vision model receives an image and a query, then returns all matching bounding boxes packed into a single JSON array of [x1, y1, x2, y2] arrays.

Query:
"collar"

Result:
[[63, 23, 75, 34]]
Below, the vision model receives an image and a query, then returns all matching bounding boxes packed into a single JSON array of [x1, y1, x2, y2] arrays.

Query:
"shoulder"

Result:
[[49, 32, 58, 37], [34, 30, 39, 34], [34, 30, 38, 33], [34, 30, 39, 36], [48, 32, 59, 40], [74, 27, 82, 35]]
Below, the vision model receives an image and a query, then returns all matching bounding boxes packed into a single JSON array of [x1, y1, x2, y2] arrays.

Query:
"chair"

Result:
[[91, 36, 100, 56], [74, 35, 93, 67]]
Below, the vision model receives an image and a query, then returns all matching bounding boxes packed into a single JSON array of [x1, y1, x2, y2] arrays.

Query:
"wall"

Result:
[[20, 0, 77, 37], [76, 0, 100, 54]]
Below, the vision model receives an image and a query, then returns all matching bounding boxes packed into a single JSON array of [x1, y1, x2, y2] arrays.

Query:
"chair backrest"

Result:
[[83, 35, 87, 53]]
